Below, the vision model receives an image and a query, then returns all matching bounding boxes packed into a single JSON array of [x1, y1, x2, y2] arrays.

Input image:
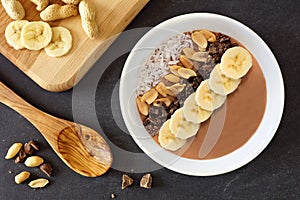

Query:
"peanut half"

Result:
[[1, 0, 25, 20], [30, 0, 49, 11], [155, 82, 168, 97], [136, 96, 149, 116], [169, 65, 182, 77], [199, 30, 216, 42], [179, 55, 194, 69], [178, 68, 197, 79], [79, 0, 99, 39], [182, 47, 196, 60], [24, 156, 44, 167], [141, 88, 158, 104], [164, 74, 180, 83], [40, 4, 78, 21], [28, 178, 49, 188], [166, 83, 186, 96], [5, 143, 22, 159], [191, 31, 208, 49], [15, 171, 30, 184], [192, 52, 209, 62]]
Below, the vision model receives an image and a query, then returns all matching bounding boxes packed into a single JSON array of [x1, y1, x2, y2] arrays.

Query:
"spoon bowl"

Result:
[[0, 82, 112, 177]]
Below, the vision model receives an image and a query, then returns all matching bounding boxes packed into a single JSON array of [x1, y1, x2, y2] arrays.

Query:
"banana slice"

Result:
[[220, 46, 252, 79], [20, 21, 52, 50], [169, 108, 200, 139], [5, 20, 29, 50], [182, 93, 212, 124], [44, 26, 72, 57], [209, 64, 241, 96], [158, 119, 186, 151], [195, 80, 226, 111]]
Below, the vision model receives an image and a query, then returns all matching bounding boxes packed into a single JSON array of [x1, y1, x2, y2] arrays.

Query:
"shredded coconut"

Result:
[[137, 33, 193, 95]]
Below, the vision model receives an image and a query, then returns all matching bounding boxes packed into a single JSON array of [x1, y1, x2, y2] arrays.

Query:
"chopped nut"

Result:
[[182, 47, 195, 59], [29, 140, 39, 151], [166, 83, 186, 96], [178, 68, 197, 79], [164, 74, 180, 83], [15, 149, 27, 163], [141, 88, 158, 104], [192, 51, 209, 62], [28, 178, 49, 188], [155, 82, 168, 97], [153, 98, 172, 107], [140, 173, 152, 189], [15, 171, 30, 184], [199, 30, 216, 42], [192, 31, 208, 49], [5, 143, 22, 159], [122, 174, 133, 189], [136, 96, 149, 116], [24, 156, 44, 167], [40, 163, 53, 177], [179, 55, 194, 69]]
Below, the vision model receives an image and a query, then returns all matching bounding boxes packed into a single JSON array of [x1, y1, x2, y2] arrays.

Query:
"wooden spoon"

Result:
[[0, 82, 112, 177]]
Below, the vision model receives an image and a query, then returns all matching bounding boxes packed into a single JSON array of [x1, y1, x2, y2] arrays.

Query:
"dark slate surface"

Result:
[[0, 0, 299, 199]]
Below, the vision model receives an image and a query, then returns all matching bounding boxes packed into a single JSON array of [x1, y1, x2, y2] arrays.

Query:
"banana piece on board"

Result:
[[5, 20, 28, 50], [20, 21, 52, 50], [158, 120, 186, 151], [208, 64, 241, 96], [220, 46, 252, 79], [44, 26, 72, 57], [169, 108, 199, 139], [182, 92, 212, 124], [195, 80, 226, 111]]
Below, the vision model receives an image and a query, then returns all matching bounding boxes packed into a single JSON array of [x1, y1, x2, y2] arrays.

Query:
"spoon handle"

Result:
[[0, 82, 62, 138]]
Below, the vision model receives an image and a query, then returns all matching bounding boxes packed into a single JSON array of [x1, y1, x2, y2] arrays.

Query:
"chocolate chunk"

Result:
[[15, 149, 27, 163], [140, 173, 152, 189], [40, 163, 53, 177], [122, 174, 133, 190], [208, 33, 237, 63], [24, 142, 33, 155]]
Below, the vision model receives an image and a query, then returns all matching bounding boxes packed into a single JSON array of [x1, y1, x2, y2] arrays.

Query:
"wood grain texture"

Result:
[[0, 0, 149, 92], [0, 82, 113, 177]]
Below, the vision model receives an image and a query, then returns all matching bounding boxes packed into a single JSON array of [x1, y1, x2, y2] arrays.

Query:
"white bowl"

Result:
[[119, 13, 284, 176]]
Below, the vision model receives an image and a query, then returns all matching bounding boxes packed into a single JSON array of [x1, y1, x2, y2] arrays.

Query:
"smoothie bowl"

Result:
[[119, 13, 284, 176]]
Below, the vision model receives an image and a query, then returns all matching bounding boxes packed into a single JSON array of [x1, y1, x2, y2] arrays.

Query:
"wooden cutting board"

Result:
[[0, 0, 149, 92]]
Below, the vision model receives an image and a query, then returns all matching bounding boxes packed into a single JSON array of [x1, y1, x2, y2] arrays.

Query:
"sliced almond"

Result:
[[136, 96, 149, 116], [141, 88, 158, 104], [179, 55, 194, 69], [199, 30, 216, 42], [153, 98, 172, 107], [166, 83, 186, 96], [164, 74, 180, 83], [182, 47, 195, 59], [191, 31, 208, 49], [178, 68, 197, 79], [192, 51, 209, 62], [155, 82, 168, 97], [28, 178, 49, 188], [169, 65, 182, 76]]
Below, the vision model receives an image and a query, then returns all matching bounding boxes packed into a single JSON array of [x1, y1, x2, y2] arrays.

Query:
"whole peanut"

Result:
[[79, 0, 98, 39], [1, 0, 25, 20]]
